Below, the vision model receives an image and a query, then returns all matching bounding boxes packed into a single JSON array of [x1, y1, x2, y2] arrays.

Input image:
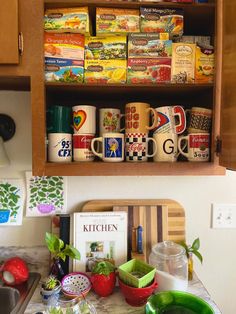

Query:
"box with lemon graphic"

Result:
[[84, 60, 127, 84]]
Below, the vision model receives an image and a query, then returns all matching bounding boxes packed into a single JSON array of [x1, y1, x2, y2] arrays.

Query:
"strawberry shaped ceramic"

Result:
[[0, 256, 29, 285]]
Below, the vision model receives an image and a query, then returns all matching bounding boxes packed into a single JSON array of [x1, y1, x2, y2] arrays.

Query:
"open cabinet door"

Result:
[[220, 0, 236, 170], [0, 0, 19, 64]]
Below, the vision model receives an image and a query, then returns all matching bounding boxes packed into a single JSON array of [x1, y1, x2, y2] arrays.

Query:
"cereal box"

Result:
[[171, 43, 196, 83], [128, 33, 172, 58], [140, 7, 184, 36], [44, 33, 85, 83], [96, 7, 140, 35], [85, 36, 127, 60], [44, 7, 90, 35], [195, 44, 214, 83], [84, 60, 127, 84], [127, 58, 171, 84]]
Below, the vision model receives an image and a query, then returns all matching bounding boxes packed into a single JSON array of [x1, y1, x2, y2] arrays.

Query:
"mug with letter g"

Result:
[[178, 133, 210, 162], [153, 133, 179, 162]]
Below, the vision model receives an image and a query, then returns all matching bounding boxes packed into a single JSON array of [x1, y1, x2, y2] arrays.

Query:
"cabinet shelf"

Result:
[[42, 161, 225, 176]]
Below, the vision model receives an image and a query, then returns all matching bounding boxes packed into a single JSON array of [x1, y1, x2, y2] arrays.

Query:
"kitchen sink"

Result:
[[0, 272, 41, 314]]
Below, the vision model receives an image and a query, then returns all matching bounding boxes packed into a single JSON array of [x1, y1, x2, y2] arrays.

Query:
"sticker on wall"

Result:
[[25, 172, 67, 217], [0, 179, 24, 226]]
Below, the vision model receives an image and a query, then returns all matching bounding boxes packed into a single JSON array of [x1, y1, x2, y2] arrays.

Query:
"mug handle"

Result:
[[120, 113, 125, 132], [146, 108, 158, 131], [178, 136, 189, 159], [146, 137, 157, 158], [91, 137, 103, 159], [173, 106, 186, 134]]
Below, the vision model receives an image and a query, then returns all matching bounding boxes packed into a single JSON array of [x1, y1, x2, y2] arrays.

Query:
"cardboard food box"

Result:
[[171, 43, 196, 83], [44, 7, 90, 35], [127, 58, 171, 84], [85, 36, 127, 60], [84, 60, 127, 84], [128, 33, 172, 58], [140, 7, 184, 36], [195, 44, 214, 83], [96, 7, 140, 35], [44, 33, 85, 83]]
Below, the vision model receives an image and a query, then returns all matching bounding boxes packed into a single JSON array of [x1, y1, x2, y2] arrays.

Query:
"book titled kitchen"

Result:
[[71, 211, 127, 272]]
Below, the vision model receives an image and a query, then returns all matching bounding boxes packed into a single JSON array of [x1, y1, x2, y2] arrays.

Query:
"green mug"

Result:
[[47, 105, 72, 134]]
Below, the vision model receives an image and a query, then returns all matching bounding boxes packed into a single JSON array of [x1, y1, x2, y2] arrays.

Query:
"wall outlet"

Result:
[[211, 203, 236, 228]]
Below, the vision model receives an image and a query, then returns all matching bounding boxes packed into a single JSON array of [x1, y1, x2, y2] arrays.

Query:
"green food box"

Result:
[[118, 259, 156, 288]]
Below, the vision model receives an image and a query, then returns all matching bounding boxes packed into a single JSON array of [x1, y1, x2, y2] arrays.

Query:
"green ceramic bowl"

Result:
[[145, 291, 214, 314]]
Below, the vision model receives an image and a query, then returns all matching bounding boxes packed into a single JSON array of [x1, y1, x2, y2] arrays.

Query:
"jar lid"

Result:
[[151, 241, 186, 260]]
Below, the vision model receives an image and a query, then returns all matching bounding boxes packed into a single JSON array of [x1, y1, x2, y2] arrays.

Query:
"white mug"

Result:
[[153, 133, 179, 162], [99, 108, 125, 135], [178, 133, 210, 162], [72, 105, 96, 134], [48, 133, 72, 162], [91, 133, 124, 162], [73, 134, 95, 162]]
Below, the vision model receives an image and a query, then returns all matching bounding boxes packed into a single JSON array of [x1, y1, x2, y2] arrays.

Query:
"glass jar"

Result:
[[149, 241, 188, 292]]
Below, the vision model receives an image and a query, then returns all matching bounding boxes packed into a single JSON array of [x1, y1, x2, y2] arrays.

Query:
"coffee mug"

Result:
[[187, 107, 212, 133], [72, 105, 96, 134], [125, 102, 158, 134], [99, 108, 125, 135], [73, 134, 95, 162], [91, 133, 124, 162], [48, 133, 72, 162], [153, 133, 179, 162], [178, 133, 210, 162], [125, 133, 157, 162], [47, 105, 72, 133], [153, 106, 186, 134]]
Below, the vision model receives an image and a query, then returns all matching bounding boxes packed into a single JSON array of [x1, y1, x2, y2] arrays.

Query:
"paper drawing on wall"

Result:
[[0, 179, 24, 226], [26, 171, 67, 217]]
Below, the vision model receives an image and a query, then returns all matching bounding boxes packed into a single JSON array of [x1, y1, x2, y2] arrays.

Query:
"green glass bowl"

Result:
[[145, 291, 214, 314]]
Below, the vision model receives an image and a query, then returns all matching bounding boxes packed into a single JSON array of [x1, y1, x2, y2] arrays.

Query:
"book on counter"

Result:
[[71, 211, 128, 272]]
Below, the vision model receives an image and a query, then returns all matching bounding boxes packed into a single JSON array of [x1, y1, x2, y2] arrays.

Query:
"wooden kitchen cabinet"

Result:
[[6, 0, 234, 176]]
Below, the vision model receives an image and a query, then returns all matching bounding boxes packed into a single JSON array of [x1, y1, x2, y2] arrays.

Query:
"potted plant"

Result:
[[0, 182, 20, 223], [45, 232, 80, 280], [179, 237, 203, 280], [41, 275, 61, 304]]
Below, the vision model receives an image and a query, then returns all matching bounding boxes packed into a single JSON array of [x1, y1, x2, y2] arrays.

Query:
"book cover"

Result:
[[72, 211, 127, 272]]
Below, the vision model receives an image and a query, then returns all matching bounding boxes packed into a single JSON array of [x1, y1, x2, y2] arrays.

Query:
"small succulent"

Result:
[[44, 275, 59, 290]]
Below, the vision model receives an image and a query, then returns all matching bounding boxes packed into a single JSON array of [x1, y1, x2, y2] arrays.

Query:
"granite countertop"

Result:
[[25, 273, 222, 314]]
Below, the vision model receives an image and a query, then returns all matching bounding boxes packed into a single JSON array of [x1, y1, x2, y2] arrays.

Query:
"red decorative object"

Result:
[[118, 276, 158, 307], [90, 271, 116, 297], [0, 256, 29, 286]]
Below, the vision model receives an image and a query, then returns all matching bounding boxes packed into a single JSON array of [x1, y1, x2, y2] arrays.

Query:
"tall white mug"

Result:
[[48, 133, 72, 162], [153, 133, 179, 162], [72, 105, 96, 134]]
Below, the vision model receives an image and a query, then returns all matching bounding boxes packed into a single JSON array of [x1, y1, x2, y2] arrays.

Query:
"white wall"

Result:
[[1, 91, 235, 313]]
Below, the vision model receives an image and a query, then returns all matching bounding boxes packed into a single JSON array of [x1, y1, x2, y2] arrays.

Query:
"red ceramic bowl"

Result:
[[118, 276, 158, 307]]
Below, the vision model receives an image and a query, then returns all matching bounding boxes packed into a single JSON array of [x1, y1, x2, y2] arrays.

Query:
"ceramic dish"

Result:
[[145, 290, 214, 314], [61, 272, 91, 298]]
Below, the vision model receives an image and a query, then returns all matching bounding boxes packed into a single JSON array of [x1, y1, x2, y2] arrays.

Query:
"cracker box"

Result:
[[128, 33, 172, 58], [195, 44, 214, 83], [44, 7, 90, 35], [85, 36, 127, 60], [84, 60, 127, 84], [96, 7, 140, 35], [171, 43, 196, 83], [140, 7, 184, 36], [44, 33, 84, 83], [127, 58, 171, 84]]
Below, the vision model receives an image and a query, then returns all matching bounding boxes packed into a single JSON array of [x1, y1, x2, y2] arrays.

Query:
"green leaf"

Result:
[[191, 249, 203, 264], [91, 261, 115, 276], [49, 181, 55, 187], [48, 193, 57, 198], [52, 177, 59, 182], [31, 187, 38, 193], [10, 186, 17, 192], [191, 238, 200, 251], [39, 192, 46, 197], [63, 245, 80, 260], [45, 232, 64, 254]]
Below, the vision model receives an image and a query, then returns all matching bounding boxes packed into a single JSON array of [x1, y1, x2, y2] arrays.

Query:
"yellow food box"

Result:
[[44, 7, 91, 35], [85, 36, 127, 60], [96, 7, 140, 36], [84, 60, 127, 84], [171, 43, 196, 83], [195, 45, 214, 83]]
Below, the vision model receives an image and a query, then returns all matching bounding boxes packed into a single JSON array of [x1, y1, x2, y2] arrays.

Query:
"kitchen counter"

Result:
[[25, 273, 222, 314]]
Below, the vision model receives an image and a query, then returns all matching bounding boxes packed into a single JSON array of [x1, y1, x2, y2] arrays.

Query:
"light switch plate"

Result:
[[211, 203, 236, 228]]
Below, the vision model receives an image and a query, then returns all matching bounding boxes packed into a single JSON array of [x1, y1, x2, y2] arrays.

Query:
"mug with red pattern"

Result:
[[73, 134, 95, 162]]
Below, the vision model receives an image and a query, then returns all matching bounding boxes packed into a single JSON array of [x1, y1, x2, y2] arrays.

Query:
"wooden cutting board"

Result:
[[81, 199, 185, 262]]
